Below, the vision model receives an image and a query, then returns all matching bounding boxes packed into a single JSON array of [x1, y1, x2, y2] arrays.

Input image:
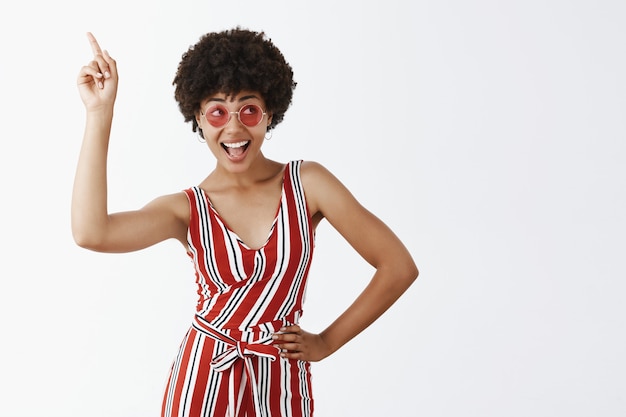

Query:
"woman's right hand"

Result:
[[77, 32, 118, 111]]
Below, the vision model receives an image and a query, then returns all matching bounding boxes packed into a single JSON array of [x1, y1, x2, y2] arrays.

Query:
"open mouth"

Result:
[[221, 141, 251, 158]]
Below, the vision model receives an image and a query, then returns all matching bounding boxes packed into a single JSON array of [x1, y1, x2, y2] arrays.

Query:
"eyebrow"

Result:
[[207, 94, 259, 103]]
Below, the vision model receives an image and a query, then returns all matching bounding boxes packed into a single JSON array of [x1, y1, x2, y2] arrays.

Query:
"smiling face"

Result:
[[196, 91, 273, 172]]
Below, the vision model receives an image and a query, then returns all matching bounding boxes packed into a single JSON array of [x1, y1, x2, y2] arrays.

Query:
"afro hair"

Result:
[[173, 27, 296, 135]]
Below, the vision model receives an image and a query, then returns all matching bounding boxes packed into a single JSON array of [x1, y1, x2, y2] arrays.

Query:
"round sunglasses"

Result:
[[201, 103, 267, 128]]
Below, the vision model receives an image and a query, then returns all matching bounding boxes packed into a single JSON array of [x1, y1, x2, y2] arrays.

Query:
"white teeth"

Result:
[[222, 141, 249, 148]]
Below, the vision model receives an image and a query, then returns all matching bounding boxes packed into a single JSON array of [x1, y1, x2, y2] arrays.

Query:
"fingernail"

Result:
[[104, 71, 111, 79], [272, 335, 278, 340], [98, 81, 104, 89], [279, 327, 286, 332], [96, 72, 103, 78]]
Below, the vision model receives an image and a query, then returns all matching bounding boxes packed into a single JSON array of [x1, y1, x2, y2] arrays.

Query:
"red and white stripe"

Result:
[[162, 161, 315, 417]]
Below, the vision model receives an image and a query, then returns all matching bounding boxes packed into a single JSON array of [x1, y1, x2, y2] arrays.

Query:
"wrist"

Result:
[[85, 105, 114, 127], [85, 104, 114, 117]]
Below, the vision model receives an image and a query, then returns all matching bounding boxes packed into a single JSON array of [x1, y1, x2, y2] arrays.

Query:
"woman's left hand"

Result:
[[272, 325, 331, 362]]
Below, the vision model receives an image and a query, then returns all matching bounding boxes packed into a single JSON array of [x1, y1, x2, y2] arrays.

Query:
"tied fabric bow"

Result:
[[192, 316, 282, 417], [211, 340, 281, 371]]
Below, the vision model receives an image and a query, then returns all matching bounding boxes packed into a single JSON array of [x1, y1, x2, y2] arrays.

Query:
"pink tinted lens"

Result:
[[238, 104, 264, 126], [205, 104, 230, 127]]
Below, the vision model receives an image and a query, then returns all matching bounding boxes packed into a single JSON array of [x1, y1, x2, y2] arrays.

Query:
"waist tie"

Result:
[[192, 315, 283, 417]]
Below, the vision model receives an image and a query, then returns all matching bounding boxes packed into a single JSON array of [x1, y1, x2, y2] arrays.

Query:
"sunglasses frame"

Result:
[[201, 103, 267, 128]]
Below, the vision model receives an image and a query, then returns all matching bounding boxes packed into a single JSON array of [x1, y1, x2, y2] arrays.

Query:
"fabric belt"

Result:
[[192, 315, 285, 417]]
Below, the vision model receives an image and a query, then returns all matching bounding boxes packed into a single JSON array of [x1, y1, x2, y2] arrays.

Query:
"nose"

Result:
[[223, 111, 245, 131]]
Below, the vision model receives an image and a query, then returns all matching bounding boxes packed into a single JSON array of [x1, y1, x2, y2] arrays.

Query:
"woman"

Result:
[[73, 28, 417, 417]]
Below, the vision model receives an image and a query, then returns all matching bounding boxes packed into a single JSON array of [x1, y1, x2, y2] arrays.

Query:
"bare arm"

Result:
[[72, 33, 187, 253], [273, 161, 418, 361]]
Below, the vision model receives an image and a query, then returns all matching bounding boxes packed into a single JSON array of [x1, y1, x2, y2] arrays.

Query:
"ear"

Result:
[[266, 112, 273, 127]]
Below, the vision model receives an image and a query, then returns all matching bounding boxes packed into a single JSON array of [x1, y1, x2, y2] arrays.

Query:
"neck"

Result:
[[210, 154, 282, 187]]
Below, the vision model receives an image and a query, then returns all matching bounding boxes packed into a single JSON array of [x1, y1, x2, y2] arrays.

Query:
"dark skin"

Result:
[[73, 33, 418, 362]]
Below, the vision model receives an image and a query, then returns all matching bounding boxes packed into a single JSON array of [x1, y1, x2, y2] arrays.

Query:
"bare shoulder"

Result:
[[144, 190, 190, 224], [136, 190, 190, 246], [299, 160, 343, 188], [299, 160, 359, 222], [300, 160, 329, 184]]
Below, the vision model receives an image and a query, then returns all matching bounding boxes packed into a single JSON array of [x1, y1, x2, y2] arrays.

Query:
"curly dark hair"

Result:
[[173, 27, 296, 135]]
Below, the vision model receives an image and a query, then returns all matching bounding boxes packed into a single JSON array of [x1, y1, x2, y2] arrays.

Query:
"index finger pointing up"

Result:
[[87, 32, 103, 56]]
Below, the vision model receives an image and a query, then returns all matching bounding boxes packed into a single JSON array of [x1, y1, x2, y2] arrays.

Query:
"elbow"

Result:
[[72, 232, 98, 251], [378, 259, 418, 299], [392, 245, 419, 285], [72, 200, 102, 248], [72, 226, 106, 252], [404, 260, 419, 286], [377, 251, 419, 289], [396, 252, 419, 288], [411, 263, 419, 282], [71, 212, 111, 251], [383, 257, 419, 290]]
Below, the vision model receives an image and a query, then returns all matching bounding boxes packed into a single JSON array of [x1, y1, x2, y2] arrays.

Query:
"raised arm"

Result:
[[273, 161, 418, 361], [72, 33, 187, 253]]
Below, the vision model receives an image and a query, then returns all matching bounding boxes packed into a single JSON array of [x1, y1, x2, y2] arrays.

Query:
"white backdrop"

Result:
[[1, 1, 625, 416]]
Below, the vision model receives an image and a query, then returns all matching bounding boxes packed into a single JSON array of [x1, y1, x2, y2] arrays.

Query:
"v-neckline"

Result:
[[199, 165, 287, 251]]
